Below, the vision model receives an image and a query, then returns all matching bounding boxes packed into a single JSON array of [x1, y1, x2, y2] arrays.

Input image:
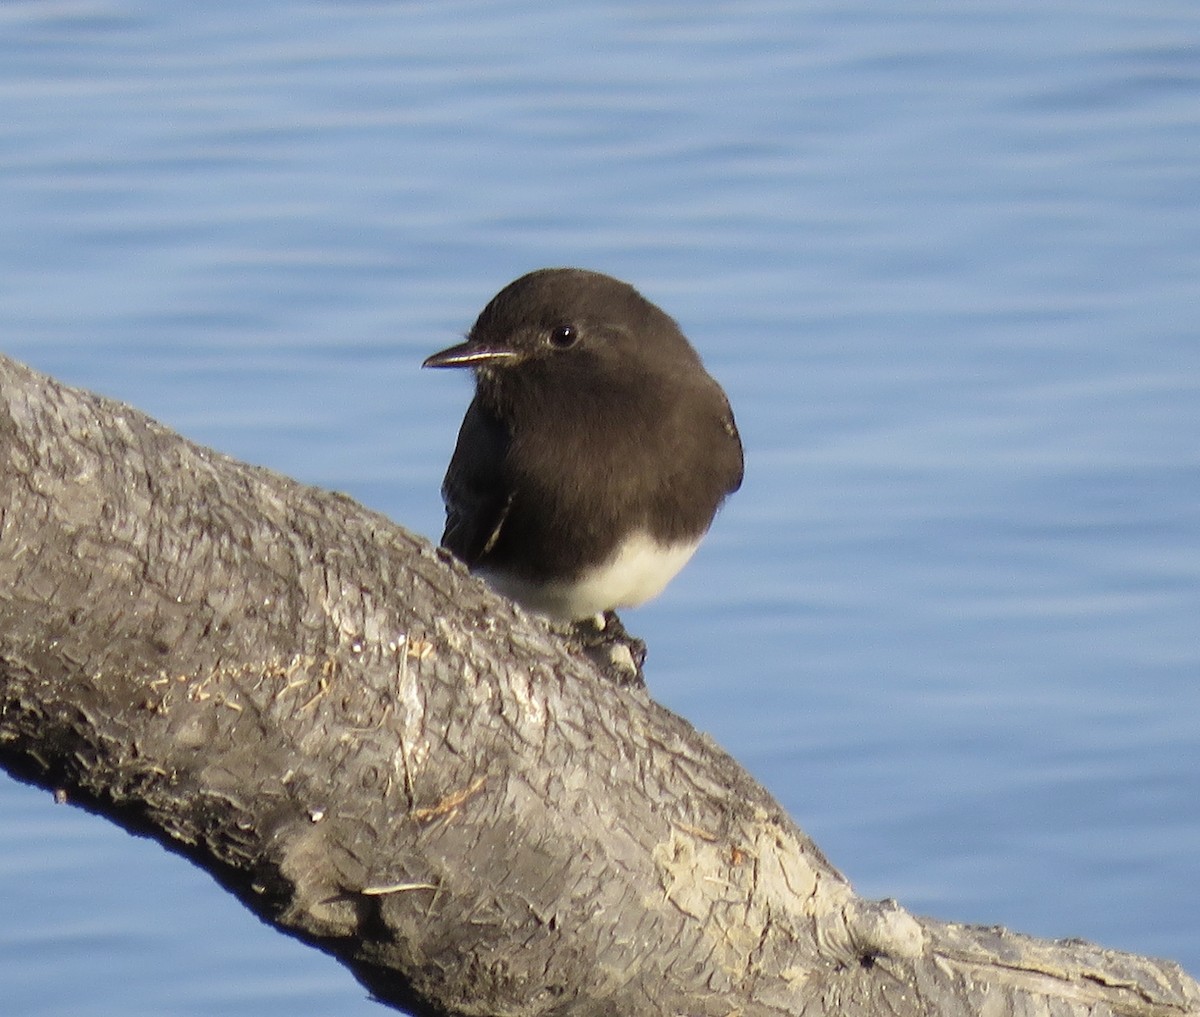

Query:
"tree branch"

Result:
[[1, 352, 1196, 1017]]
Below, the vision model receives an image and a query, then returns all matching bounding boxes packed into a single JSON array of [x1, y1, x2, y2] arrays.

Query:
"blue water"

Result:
[[2, 2, 1198, 1013]]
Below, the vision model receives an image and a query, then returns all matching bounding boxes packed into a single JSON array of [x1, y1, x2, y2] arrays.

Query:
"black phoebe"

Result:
[[423, 268, 743, 625]]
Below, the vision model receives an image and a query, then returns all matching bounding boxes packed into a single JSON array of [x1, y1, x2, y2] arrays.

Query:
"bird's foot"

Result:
[[570, 611, 647, 687]]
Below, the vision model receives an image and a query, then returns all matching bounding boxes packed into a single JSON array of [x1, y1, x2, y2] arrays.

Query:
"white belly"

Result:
[[479, 531, 702, 622]]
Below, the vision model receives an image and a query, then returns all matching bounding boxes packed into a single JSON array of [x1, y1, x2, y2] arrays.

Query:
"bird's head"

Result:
[[422, 268, 698, 384]]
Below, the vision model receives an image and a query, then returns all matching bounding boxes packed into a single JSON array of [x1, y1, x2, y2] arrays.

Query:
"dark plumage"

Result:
[[424, 268, 743, 622]]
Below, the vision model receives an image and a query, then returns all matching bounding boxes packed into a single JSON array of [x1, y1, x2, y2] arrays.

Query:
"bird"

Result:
[[423, 268, 743, 628]]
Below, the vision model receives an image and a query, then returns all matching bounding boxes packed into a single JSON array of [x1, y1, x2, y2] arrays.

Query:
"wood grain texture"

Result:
[[1, 353, 1195, 1017]]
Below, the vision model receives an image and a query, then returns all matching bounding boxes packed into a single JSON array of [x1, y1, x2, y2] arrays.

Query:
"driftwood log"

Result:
[[0, 351, 1196, 1017]]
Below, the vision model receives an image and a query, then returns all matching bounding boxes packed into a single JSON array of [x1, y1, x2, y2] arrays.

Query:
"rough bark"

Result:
[[0, 351, 1195, 1017]]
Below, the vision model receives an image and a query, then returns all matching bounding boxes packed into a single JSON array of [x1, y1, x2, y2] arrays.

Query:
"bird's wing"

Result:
[[717, 389, 744, 495], [439, 396, 514, 567]]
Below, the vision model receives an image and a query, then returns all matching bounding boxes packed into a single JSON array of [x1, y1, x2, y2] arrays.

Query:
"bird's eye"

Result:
[[548, 324, 578, 349]]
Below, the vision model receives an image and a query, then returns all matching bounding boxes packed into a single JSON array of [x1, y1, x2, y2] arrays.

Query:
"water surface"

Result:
[[2, 2, 1198, 1013]]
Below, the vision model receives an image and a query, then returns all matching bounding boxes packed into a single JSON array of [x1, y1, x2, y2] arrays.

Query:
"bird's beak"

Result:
[[422, 339, 520, 369]]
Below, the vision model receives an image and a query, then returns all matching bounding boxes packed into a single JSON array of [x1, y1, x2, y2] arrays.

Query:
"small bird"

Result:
[[423, 268, 743, 626]]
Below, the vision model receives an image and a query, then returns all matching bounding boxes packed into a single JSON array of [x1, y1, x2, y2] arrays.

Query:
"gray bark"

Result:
[[0, 351, 1196, 1017]]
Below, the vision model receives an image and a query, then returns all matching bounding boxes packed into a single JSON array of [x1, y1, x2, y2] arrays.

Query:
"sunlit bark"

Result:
[[1, 353, 1196, 1017]]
